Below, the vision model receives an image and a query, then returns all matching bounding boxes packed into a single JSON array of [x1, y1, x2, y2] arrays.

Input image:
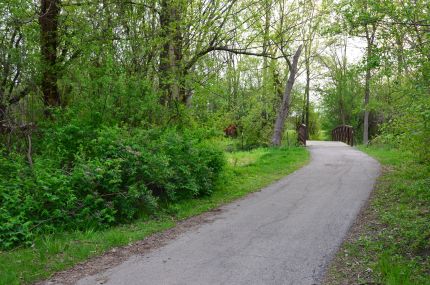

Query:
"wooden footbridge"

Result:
[[297, 124, 354, 146]]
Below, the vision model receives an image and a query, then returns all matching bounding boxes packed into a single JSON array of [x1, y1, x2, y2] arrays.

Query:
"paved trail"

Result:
[[77, 141, 380, 285]]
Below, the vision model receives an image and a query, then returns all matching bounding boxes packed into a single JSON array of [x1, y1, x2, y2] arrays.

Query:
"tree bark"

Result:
[[395, 31, 405, 75], [262, 0, 271, 119], [0, 100, 5, 124], [159, 0, 172, 105], [363, 63, 371, 145], [340, 37, 347, 125], [159, 0, 184, 106], [272, 45, 303, 146], [304, 54, 310, 138], [39, 0, 61, 109], [363, 23, 375, 145]]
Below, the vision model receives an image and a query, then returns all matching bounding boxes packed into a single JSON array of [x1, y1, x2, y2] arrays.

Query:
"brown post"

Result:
[[297, 124, 307, 146]]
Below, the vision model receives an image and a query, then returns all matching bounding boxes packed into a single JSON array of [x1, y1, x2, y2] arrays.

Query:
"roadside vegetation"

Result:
[[2, 0, 317, 282], [324, 146, 430, 285], [1, 0, 428, 284], [0, 142, 308, 284]]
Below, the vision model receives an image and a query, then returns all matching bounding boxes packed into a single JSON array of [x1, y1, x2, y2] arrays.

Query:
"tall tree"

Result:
[[39, 0, 61, 109], [159, 0, 184, 105], [339, 0, 382, 144], [363, 18, 376, 145], [272, 45, 302, 146], [300, 0, 321, 138]]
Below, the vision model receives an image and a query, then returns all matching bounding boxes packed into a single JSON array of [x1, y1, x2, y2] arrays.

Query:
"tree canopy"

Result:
[[0, 0, 429, 250]]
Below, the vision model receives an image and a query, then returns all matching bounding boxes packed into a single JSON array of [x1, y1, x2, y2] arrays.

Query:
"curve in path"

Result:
[[77, 141, 380, 285]]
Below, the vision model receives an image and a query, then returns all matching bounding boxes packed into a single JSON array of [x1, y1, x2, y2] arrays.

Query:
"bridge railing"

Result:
[[332, 125, 354, 146], [297, 124, 307, 146]]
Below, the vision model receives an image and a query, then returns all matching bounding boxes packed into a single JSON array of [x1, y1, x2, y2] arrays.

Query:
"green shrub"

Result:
[[0, 125, 225, 250]]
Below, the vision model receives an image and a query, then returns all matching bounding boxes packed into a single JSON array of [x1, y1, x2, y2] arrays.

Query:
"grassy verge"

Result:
[[0, 146, 308, 285], [324, 146, 430, 285]]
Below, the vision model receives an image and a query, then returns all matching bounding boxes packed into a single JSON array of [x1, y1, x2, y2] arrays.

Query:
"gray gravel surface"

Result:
[[76, 141, 380, 285]]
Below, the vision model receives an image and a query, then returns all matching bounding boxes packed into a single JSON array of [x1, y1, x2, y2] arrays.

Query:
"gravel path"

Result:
[[75, 141, 380, 285]]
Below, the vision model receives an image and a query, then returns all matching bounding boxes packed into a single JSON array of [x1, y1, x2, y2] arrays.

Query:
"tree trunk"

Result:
[[0, 101, 5, 124], [395, 31, 405, 75], [340, 37, 347, 125], [363, 64, 371, 145], [272, 45, 303, 146], [159, 0, 172, 105], [304, 55, 310, 138], [262, 0, 271, 119], [363, 24, 375, 145], [39, 0, 61, 109], [159, 0, 184, 106]]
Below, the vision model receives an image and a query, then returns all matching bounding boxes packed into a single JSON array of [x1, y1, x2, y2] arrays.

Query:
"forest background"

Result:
[[0, 0, 429, 283]]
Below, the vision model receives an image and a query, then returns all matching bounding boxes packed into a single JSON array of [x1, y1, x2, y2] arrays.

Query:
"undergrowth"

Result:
[[0, 145, 309, 284]]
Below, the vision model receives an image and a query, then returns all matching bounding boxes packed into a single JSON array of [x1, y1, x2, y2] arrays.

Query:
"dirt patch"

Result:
[[37, 208, 224, 285]]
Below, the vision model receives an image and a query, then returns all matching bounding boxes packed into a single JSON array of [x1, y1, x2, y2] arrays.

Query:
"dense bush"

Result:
[[370, 69, 430, 163], [0, 125, 224, 249]]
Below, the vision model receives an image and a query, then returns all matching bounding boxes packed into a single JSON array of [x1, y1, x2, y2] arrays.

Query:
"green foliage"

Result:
[[371, 73, 430, 163], [361, 147, 430, 284], [322, 0, 429, 151], [0, 146, 308, 285], [239, 105, 273, 148], [1, 0, 428, 281], [326, 146, 430, 285], [324, 147, 430, 285], [300, 102, 321, 139], [320, 63, 363, 139], [0, 124, 224, 250], [0, 152, 35, 249]]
